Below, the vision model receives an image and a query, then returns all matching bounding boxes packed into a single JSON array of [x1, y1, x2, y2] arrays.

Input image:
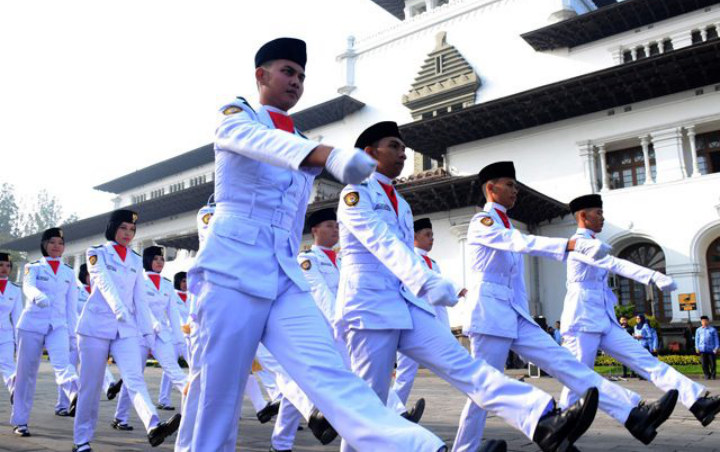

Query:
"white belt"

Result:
[[473, 272, 512, 287], [216, 202, 295, 231], [567, 280, 605, 290]]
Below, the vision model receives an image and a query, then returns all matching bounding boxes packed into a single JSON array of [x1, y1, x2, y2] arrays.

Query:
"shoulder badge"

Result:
[[480, 217, 494, 227], [300, 259, 312, 271], [88, 255, 98, 266], [344, 191, 360, 207], [202, 213, 212, 225], [223, 106, 242, 116]]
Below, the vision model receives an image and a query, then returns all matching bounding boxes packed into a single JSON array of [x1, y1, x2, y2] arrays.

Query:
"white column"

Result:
[[670, 31, 693, 50], [650, 127, 686, 183], [686, 126, 701, 177], [611, 48, 624, 64], [700, 28, 708, 42], [640, 136, 654, 185], [336, 36, 357, 95], [578, 142, 597, 192], [643, 43, 650, 57], [449, 218, 471, 290], [598, 144, 610, 192], [630, 48, 638, 60]]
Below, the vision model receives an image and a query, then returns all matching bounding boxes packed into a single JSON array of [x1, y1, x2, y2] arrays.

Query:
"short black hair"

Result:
[[700, 315, 709, 321]]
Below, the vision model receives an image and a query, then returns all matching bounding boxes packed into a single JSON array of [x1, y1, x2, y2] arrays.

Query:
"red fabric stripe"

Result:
[[149, 274, 161, 290], [178, 292, 187, 302], [113, 244, 127, 262], [48, 260, 60, 274], [268, 111, 295, 133], [421, 255, 432, 269], [0, 280, 7, 294], [378, 181, 398, 215], [322, 249, 337, 267], [495, 209, 510, 229]]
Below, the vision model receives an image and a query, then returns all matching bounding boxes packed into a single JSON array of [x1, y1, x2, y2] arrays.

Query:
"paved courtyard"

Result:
[[0, 362, 717, 451]]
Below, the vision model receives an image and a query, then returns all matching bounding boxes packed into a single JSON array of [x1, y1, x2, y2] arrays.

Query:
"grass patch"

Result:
[[594, 364, 705, 376]]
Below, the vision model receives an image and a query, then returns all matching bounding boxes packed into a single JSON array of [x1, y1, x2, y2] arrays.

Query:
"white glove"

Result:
[[574, 238, 612, 260], [114, 306, 130, 323], [419, 276, 458, 307], [651, 272, 677, 291], [325, 147, 377, 184], [34, 296, 49, 308]]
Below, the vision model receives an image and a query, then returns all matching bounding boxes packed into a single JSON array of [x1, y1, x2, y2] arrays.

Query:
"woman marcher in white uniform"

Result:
[[0, 253, 22, 397], [72, 210, 180, 452], [12, 227, 80, 437], [156, 271, 190, 410], [113, 246, 187, 430], [56, 265, 123, 416]]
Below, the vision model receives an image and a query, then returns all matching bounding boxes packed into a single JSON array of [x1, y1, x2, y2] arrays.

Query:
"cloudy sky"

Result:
[[1, 0, 396, 220]]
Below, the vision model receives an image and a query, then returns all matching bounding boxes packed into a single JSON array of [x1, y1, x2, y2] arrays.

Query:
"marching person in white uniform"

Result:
[[73, 264, 124, 403], [337, 122, 601, 452], [452, 162, 678, 452], [12, 227, 80, 437], [157, 271, 190, 410], [559, 194, 720, 427], [113, 246, 188, 430], [392, 217, 463, 406], [181, 37, 468, 452], [0, 253, 22, 397], [72, 210, 180, 452]]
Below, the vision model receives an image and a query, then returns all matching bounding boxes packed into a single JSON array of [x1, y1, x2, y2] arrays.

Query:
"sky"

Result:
[[0, 0, 397, 221]]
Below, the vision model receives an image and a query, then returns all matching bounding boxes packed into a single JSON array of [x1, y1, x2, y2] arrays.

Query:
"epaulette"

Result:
[[132, 250, 141, 256], [30, 260, 40, 264], [163, 277, 171, 282], [63, 263, 72, 269], [91, 245, 102, 249], [300, 249, 311, 254], [360, 181, 369, 187], [11, 282, 20, 287], [476, 210, 490, 216], [236, 96, 255, 112], [297, 130, 308, 139]]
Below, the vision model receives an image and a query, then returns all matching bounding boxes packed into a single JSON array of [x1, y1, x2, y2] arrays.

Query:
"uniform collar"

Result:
[[313, 244, 334, 252], [261, 104, 289, 115], [576, 228, 594, 238], [373, 172, 393, 186], [414, 247, 429, 256], [484, 202, 507, 214]]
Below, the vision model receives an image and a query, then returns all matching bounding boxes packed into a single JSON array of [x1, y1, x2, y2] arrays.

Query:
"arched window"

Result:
[[707, 237, 720, 318], [616, 242, 672, 322]]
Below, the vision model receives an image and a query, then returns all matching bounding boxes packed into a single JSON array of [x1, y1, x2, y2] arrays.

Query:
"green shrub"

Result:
[[595, 354, 700, 366]]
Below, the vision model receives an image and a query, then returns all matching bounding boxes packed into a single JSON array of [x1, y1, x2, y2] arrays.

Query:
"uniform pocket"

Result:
[[212, 216, 260, 245]]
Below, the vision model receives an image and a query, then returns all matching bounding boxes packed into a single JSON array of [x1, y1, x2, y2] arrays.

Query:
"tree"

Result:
[[19, 189, 66, 235], [0, 183, 20, 241]]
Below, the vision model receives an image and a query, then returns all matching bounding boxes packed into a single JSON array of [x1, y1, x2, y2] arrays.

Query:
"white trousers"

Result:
[[271, 395, 303, 451], [176, 323, 201, 452], [560, 324, 705, 409], [452, 317, 641, 452], [180, 277, 444, 452], [12, 328, 78, 426], [341, 304, 553, 452], [102, 366, 116, 394], [57, 334, 80, 410], [0, 341, 16, 395], [393, 351, 419, 406], [159, 342, 188, 406], [116, 338, 187, 423], [73, 334, 159, 445], [245, 374, 268, 412]]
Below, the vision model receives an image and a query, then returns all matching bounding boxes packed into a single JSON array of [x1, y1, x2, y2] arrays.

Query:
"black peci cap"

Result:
[[413, 218, 432, 232], [478, 161, 516, 185], [569, 194, 603, 214], [354, 121, 403, 149], [255, 37, 307, 69], [307, 208, 337, 229]]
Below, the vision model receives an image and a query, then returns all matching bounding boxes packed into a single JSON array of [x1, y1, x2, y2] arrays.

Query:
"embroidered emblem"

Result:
[[223, 106, 242, 115], [202, 213, 212, 225], [480, 217, 494, 227], [58, 229, 64, 238], [88, 255, 97, 266], [106, 264, 117, 272], [132, 212, 139, 222], [300, 260, 311, 271], [373, 203, 392, 212], [130, 268, 137, 273], [344, 191, 360, 207]]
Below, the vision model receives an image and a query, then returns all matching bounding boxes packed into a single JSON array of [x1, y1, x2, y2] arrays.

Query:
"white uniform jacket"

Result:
[[77, 284, 90, 315], [18, 258, 78, 335], [297, 245, 340, 323], [0, 281, 23, 345], [560, 228, 656, 335], [173, 290, 190, 326], [414, 247, 450, 328], [143, 273, 183, 344], [189, 98, 321, 300], [463, 203, 567, 339], [76, 243, 154, 340], [336, 173, 436, 331]]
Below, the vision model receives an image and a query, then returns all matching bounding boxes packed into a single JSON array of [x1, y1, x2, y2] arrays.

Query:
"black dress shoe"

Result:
[[10, 389, 14, 405], [72, 442, 92, 452], [625, 389, 678, 445], [13, 425, 30, 437], [269, 447, 291, 452], [308, 408, 338, 445], [533, 387, 599, 452], [106, 379, 123, 400], [147, 414, 181, 447], [111, 418, 135, 431], [55, 408, 71, 417], [156, 403, 176, 411], [690, 393, 720, 427], [68, 394, 78, 417], [479, 439, 507, 452], [400, 398, 426, 424], [257, 399, 281, 424]]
